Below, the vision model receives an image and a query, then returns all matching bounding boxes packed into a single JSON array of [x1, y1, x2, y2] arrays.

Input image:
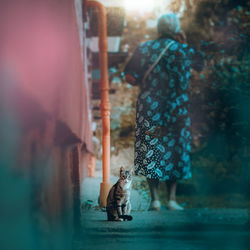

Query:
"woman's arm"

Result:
[[124, 74, 137, 85], [123, 46, 143, 85]]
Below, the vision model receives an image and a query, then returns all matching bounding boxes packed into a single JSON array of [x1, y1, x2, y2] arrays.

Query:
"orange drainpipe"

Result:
[[86, 0, 112, 207]]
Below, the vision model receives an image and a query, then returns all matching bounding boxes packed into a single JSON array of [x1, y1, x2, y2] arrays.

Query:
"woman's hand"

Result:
[[174, 30, 187, 44], [125, 74, 136, 85]]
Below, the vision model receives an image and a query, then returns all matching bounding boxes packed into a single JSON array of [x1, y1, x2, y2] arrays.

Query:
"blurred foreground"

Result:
[[76, 209, 250, 250]]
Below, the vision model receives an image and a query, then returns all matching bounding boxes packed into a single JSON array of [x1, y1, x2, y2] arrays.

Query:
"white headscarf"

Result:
[[157, 13, 181, 37]]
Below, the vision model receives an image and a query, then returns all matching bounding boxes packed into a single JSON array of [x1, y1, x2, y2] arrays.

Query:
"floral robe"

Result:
[[124, 38, 204, 181]]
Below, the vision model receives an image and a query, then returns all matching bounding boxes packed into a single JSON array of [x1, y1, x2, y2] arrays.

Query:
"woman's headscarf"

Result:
[[157, 13, 181, 37]]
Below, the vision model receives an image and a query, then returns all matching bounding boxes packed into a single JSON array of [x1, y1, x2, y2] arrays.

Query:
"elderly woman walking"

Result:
[[124, 13, 204, 210]]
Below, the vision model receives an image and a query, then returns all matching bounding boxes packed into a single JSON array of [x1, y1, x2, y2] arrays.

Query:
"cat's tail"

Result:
[[119, 215, 133, 221]]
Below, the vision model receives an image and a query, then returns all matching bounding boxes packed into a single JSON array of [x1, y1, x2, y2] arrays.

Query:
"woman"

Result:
[[124, 13, 204, 210]]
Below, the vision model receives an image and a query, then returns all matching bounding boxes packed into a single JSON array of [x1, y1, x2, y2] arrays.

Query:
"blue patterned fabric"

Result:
[[124, 38, 204, 181]]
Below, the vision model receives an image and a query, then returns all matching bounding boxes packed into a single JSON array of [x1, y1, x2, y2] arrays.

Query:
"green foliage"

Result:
[[182, 2, 250, 197]]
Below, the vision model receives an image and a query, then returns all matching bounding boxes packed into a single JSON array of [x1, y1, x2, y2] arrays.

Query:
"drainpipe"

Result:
[[85, 0, 112, 207]]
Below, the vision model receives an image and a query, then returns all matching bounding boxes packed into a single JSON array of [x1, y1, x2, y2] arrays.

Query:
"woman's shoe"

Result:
[[148, 200, 161, 211], [167, 200, 184, 211]]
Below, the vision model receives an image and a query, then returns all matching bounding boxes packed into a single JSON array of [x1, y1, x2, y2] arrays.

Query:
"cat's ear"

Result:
[[120, 166, 125, 173], [130, 168, 134, 175]]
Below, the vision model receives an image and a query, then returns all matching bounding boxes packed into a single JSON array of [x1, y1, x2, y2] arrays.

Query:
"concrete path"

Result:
[[79, 166, 250, 250], [75, 209, 250, 250]]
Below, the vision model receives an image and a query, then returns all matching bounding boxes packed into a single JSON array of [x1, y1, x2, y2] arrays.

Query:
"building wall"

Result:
[[0, 0, 91, 249]]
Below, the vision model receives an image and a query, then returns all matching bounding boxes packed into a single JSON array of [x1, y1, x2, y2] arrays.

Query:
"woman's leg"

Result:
[[166, 180, 177, 201], [166, 180, 183, 210], [147, 178, 161, 210], [147, 178, 159, 201]]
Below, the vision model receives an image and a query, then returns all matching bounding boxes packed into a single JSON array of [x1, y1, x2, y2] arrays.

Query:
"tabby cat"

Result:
[[106, 167, 133, 221]]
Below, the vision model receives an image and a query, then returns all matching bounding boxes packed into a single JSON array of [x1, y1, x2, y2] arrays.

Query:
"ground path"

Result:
[[75, 209, 250, 250], [78, 167, 250, 249]]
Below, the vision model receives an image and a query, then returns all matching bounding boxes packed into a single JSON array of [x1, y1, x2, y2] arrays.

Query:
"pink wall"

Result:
[[0, 0, 91, 248]]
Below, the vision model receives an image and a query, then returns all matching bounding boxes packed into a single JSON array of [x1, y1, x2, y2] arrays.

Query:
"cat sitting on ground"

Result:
[[106, 167, 133, 221]]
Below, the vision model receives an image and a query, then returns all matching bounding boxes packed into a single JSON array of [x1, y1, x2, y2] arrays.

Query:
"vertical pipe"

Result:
[[86, 1, 112, 207]]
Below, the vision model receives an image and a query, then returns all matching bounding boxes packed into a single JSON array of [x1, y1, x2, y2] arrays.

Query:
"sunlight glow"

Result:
[[123, 0, 156, 12], [123, 0, 172, 15]]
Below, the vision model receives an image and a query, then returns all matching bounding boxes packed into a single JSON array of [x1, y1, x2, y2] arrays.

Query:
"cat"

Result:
[[106, 166, 133, 221]]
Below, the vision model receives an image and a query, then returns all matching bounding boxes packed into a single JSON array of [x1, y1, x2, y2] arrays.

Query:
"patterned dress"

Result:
[[124, 38, 204, 181]]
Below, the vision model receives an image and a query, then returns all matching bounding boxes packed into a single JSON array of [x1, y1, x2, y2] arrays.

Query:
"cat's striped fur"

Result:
[[106, 167, 133, 221]]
